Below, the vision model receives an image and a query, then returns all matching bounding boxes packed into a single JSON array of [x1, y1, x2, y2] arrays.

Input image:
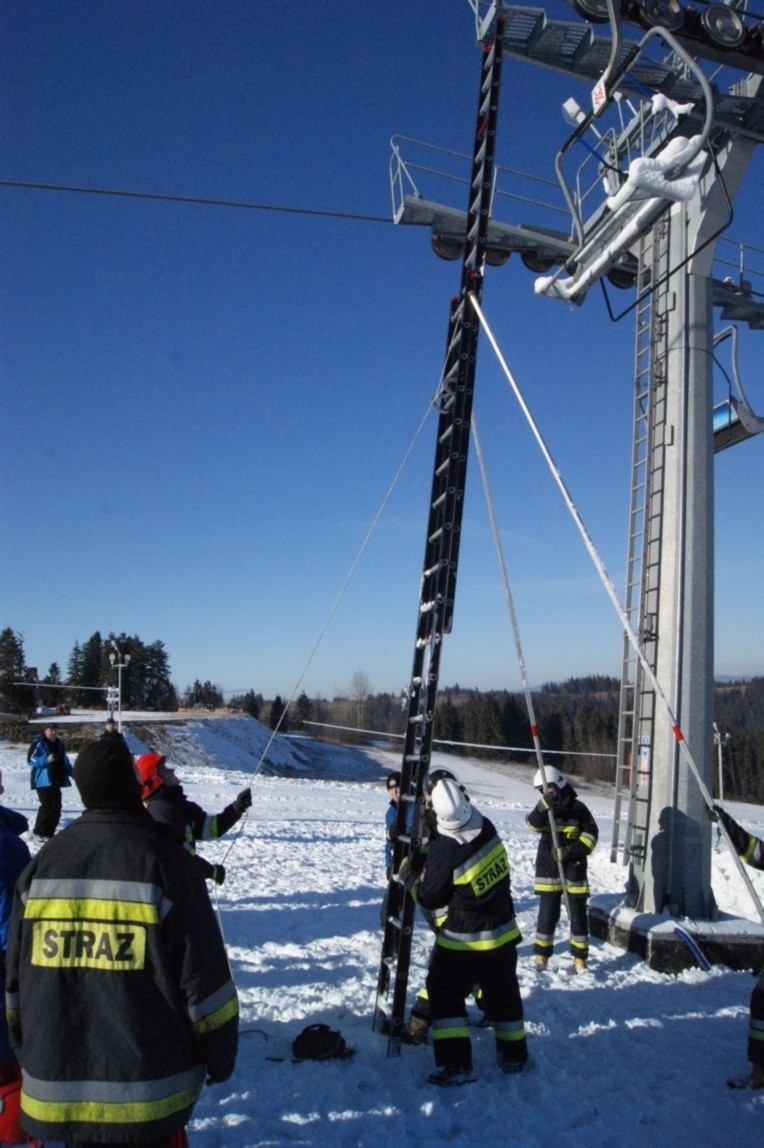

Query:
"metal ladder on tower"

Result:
[[372, 19, 505, 1055], [610, 212, 671, 877]]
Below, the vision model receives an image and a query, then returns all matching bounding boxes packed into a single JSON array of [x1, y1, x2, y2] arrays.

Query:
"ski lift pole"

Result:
[[471, 411, 572, 922], [470, 294, 764, 927]]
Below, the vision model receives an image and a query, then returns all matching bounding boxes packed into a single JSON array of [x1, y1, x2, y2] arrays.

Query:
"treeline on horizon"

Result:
[[2, 628, 762, 801], [309, 675, 764, 804]]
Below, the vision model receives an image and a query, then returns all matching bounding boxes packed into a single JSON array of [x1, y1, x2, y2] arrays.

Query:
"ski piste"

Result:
[[674, 924, 712, 971], [372, 18, 506, 1055]]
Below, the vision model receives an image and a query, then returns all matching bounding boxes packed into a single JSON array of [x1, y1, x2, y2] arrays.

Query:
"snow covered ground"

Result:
[[3, 716, 763, 1146]]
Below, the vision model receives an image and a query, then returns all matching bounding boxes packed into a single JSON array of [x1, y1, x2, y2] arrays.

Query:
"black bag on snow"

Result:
[[291, 1023, 353, 1062]]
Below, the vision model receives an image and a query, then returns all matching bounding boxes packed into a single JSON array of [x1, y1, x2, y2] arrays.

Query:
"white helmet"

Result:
[[431, 777, 472, 832], [533, 766, 566, 790]]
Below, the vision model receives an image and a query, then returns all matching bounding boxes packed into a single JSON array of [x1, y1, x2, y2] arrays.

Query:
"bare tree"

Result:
[[349, 670, 372, 730]]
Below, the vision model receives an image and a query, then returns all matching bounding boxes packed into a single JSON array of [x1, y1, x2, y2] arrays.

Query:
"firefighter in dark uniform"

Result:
[[136, 752, 251, 886], [6, 738, 239, 1146], [709, 803, 764, 1090], [400, 777, 528, 1086], [526, 767, 598, 973]]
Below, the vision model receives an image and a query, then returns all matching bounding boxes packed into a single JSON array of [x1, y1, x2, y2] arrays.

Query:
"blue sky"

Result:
[[2, 1, 762, 702]]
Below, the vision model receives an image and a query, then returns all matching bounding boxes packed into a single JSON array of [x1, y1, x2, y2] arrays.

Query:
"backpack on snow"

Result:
[[291, 1023, 353, 1062]]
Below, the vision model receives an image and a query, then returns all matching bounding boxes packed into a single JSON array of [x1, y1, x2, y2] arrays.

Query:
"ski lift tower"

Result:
[[477, 1, 764, 923], [392, 0, 764, 940]]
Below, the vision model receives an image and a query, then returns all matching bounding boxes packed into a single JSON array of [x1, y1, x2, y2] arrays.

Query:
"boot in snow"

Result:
[[427, 1065, 476, 1087], [727, 1062, 764, 1090]]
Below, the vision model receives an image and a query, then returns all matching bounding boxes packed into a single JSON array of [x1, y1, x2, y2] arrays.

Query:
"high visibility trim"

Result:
[[750, 1020, 764, 1040], [492, 1020, 526, 1042], [743, 836, 758, 865], [23, 878, 170, 923], [437, 921, 519, 951], [534, 880, 589, 895], [25, 899, 159, 925], [203, 814, 217, 840], [453, 836, 505, 882], [21, 1068, 203, 1125], [431, 1018, 470, 1040], [578, 832, 597, 852], [188, 979, 239, 1034]]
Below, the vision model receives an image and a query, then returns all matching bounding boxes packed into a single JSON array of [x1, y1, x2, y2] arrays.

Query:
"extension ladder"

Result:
[[372, 20, 506, 1054]]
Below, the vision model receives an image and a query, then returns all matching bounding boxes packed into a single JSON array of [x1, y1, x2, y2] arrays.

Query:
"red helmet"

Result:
[[135, 753, 166, 800]]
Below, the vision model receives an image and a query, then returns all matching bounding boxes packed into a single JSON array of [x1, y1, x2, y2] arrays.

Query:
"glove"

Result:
[[387, 823, 401, 842], [711, 804, 735, 834], [211, 865, 226, 885], [537, 793, 559, 813], [397, 857, 419, 892], [553, 845, 570, 863], [706, 804, 719, 822], [234, 787, 252, 813]]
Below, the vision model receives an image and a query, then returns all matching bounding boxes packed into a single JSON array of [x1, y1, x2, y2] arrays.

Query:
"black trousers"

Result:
[[426, 941, 527, 1071], [33, 786, 62, 837], [534, 890, 589, 959]]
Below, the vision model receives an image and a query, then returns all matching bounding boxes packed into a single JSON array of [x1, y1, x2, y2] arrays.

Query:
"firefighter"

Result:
[[709, 804, 764, 1090], [6, 737, 239, 1146], [399, 777, 527, 1086], [135, 752, 252, 885], [526, 766, 598, 973]]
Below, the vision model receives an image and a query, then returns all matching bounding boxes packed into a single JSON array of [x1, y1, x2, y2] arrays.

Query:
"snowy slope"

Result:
[[2, 720, 763, 1146]]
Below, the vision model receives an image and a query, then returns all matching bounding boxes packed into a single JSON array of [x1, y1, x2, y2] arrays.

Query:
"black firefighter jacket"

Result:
[[416, 814, 521, 951], [6, 807, 239, 1144], [146, 785, 243, 881], [526, 785, 598, 896]]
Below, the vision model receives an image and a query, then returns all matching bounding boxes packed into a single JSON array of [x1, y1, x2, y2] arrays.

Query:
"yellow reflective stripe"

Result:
[[432, 1019, 470, 1040], [21, 1081, 201, 1125], [579, 832, 597, 852], [192, 992, 239, 1036], [24, 898, 160, 925], [438, 924, 519, 952], [743, 835, 758, 865], [534, 880, 589, 895]]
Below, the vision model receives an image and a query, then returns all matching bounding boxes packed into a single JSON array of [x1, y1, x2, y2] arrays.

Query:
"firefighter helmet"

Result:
[[135, 752, 166, 800]]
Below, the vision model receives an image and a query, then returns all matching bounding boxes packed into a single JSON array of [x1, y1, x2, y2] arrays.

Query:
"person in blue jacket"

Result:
[[27, 722, 73, 838]]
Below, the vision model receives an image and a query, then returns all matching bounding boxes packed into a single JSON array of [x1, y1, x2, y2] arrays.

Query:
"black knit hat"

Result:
[[73, 739, 143, 811]]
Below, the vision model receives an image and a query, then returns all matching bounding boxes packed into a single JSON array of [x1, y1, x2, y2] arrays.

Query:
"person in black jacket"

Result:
[[136, 752, 252, 885], [400, 777, 528, 1086], [6, 737, 239, 1146], [526, 767, 598, 973], [709, 804, 764, 1089]]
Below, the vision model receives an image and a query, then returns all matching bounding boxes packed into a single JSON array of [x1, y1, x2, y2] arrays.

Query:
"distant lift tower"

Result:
[[390, 1, 764, 925]]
